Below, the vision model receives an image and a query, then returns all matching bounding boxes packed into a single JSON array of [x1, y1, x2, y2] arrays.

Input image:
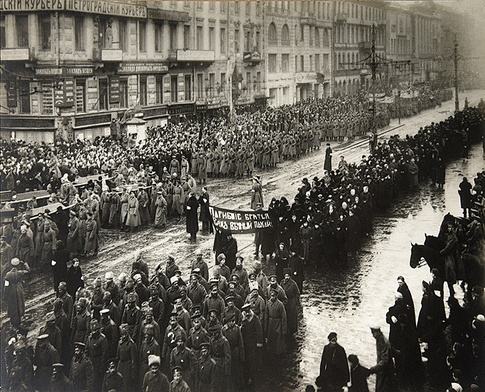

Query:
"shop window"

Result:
[[41, 82, 54, 114], [75, 79, 86, 113], [99, 78, 109, 110], [197, 73, 203, 100], [119, 79, 128, 108], [171, 76, 178, 102], [19, 80, 30, 114]]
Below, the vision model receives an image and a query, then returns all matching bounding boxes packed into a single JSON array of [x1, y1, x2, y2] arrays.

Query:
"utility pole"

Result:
[[453, 34, 459, 112]]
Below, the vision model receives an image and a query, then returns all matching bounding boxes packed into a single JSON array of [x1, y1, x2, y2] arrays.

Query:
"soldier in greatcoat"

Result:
[[116, 324, 138, 392], [222, 314, 245, 389], [169, 335, 197, 390], [186, 310, 210, 359], [280, 268, 301, 336], [139, 324, 161, 386], [70, 298, 91, 346], [85, 318, 109, 392], [101, 359, 124, 392], [69, 342, 94, 392], [50, 363, 70, 392], [162, 313, 187, 376], [196, 342, 216, 392], [241, 304, 263, 388], [121, 293, 142, 342], [264, 288, 287, 356], [34, 334, 60, 392], [209, 323, 231, 392]]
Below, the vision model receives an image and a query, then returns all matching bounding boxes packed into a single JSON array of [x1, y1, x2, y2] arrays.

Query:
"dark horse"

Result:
[[410, 242, 485, 296], [424, 234, 485, 291], [410, 243, 455, 294]]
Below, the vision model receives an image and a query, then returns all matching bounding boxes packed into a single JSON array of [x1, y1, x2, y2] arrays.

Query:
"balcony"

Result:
[[168, 49, 215, 63], [243, 51, 262, 65], [1, 48, 30, 62], [93, 48, 123, 62]]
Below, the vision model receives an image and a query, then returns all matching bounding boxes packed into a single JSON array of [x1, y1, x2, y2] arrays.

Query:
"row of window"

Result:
[[14, 71, 263, 115], [268, 53, 329, 74], [336, 1, 385, 22], [180, 1, 262, 17], [5, 14, 259, 56], [389, 38, 412, 56], [267, 23, 329, 47], [335, 24, 385, 45], [334, 51, 385, 70]]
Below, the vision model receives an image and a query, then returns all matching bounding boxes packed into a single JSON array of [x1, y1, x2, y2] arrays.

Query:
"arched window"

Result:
[[281, 24, 290, 45], [268, 23, 277, 45]]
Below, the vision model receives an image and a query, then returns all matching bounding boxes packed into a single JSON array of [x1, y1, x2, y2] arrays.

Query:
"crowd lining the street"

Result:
[[1, 92, 484, 392]]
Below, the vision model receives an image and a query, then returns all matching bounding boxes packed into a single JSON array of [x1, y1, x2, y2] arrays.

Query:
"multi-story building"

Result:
[[386, 6, 413, 88], [264, 1, 332, 106], [332, 0, 387, 96], [0, 0, 265, 142], [0, 1, 467, 142], [409, 5, 444, 83]]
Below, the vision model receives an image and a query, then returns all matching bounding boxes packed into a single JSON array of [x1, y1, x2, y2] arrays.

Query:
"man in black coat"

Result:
[[317, 332, 350, 392], [186, 192, 199, 243]]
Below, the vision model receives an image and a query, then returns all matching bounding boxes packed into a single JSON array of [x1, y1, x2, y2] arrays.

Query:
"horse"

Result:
[[425, 234, 485, 289], [410, 243, 455, 295], [410, 242, 485, 298]]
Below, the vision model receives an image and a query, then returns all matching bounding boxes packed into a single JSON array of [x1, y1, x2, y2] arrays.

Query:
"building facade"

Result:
[[264, 1, 332, 106], [332, 0, 387, 96], [0, 0, 459, 142], [386, 6, 413, 88]]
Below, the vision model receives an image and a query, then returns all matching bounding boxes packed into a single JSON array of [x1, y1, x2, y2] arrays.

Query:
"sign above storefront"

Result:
[[1, 0, 147, 18], [35, 67, 93, 76], [118, 63, 168, 74], [147, 8, 189, 22], [295, 72, 318, 84]]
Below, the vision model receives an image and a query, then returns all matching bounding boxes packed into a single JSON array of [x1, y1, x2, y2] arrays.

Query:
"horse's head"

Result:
[[410, 243, 427, 269]]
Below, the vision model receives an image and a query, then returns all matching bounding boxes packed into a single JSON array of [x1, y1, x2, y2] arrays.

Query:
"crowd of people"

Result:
[[1, 92, 484, 392], [3, 243, 304, 391], [253, 104, 485, 271], [1, 87, 450, 196]]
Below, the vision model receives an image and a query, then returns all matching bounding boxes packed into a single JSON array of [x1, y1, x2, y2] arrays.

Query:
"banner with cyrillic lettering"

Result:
[[209, 206, 273, 234]]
